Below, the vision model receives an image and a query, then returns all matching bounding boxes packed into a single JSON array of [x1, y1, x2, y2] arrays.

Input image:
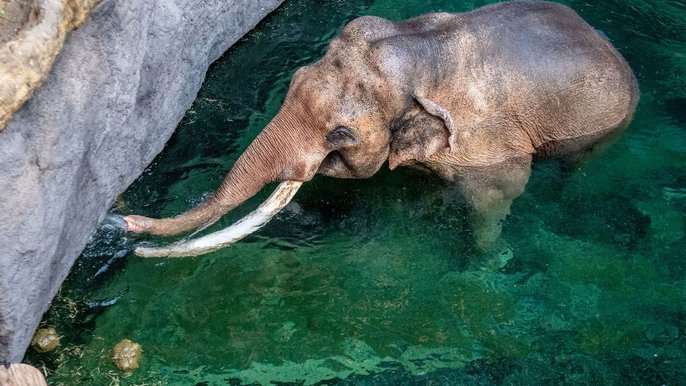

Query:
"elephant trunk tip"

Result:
[[102, 214, 129, 231], [122, 214, 155, 234]]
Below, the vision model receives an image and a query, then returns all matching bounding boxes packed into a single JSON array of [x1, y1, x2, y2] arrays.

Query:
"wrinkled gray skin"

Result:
[[124, 1, 638, 250]]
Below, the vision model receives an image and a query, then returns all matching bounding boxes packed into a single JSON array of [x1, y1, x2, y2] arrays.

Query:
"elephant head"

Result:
[[123, 15, 458, 257]]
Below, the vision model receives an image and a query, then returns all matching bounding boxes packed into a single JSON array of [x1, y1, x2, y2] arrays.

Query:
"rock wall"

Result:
[[0, 0, 283, 362], [0, 0, 100, 130]]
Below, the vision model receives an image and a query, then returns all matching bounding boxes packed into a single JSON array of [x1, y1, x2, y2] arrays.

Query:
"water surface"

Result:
[[27, 0, 686, 384]]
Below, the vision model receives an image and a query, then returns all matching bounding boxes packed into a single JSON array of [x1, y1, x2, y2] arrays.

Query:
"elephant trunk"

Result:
[[123, 103, 324, 238], [135, 180, 303, 257]]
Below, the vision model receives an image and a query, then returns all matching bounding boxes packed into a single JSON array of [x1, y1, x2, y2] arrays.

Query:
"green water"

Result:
[[27, 0, 686, 384]]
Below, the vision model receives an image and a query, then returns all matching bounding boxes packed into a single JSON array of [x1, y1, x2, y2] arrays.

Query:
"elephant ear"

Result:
[[388, 95, 456, 170]]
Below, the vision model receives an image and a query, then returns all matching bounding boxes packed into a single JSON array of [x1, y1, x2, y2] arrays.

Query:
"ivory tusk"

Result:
[[134, 181, 303, 257]]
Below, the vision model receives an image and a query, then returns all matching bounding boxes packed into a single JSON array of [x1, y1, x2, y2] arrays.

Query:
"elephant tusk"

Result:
[[134, 180, 303, 258]]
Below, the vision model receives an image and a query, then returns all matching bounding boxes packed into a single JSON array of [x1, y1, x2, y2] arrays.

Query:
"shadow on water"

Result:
[[25, 0, 686, 384]]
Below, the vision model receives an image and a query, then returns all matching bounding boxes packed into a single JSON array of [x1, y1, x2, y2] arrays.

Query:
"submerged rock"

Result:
[[112, 338, 142, 372], [0, 0, 284, 363], [30, 327, 60, 353], [546, 196, 651, 248]]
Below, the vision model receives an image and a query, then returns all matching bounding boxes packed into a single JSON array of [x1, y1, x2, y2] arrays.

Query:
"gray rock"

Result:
[[0, 0, 283, 362]]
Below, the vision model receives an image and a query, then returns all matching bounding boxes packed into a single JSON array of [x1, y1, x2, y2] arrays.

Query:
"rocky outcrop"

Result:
[[0, 0, 283, 362], [0, 0, 99, 130]]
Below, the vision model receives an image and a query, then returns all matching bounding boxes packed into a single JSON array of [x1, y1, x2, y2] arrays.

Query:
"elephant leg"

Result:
[[455, 155, 532, 251]]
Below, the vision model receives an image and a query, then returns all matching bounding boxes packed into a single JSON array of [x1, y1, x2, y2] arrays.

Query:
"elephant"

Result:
[[121, 1, 638, 257]]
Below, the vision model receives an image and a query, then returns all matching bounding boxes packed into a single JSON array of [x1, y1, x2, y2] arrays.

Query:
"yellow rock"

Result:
[[31, 327, 60, 353], [112, 338, 142, 372], [0, 0, 100, 131]]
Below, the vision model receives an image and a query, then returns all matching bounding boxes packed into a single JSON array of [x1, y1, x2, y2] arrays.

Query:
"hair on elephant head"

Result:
[[122, 1, 638, 257]]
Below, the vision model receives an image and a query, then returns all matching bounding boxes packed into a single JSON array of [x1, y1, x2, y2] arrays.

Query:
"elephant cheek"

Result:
[[349, 149, 391, 178], [280, 154, 325, 182]]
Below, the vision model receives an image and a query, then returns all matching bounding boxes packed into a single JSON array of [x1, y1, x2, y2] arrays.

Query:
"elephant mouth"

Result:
[[318, 150, 355, 177], [318, 149, 386, 179]]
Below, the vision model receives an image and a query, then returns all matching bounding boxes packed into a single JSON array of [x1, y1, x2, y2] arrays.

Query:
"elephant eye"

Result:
[[326, 126, 358, 147]]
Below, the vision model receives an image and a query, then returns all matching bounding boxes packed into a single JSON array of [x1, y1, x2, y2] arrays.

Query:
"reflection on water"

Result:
[[27, 0, 686, 384]]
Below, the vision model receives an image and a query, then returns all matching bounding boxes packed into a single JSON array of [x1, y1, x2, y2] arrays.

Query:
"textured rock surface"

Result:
[[0, 363, 47, 386], [0, 0, 100, 130], [0, 0, 283, 362]]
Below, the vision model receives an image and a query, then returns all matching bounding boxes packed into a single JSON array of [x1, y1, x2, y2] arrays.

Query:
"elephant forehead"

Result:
[[296, 65, 386, 121]]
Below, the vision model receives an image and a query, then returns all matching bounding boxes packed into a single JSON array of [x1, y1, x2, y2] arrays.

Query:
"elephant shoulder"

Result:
[[396, 12, 457, 34], [338, 16, 398, 45]]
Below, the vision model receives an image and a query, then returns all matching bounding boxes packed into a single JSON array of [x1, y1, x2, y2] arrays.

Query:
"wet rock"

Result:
[[0, 363, 48, 386], [546, 196, 651, 248], [112, 339, 142, 372], [645, 323, 679, 343], [0, 0, 284, 363], [30, 327, 60, 353]]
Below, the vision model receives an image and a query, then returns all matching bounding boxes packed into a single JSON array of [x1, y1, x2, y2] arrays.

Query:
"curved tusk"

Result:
[[134, 181, 303, 258]]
